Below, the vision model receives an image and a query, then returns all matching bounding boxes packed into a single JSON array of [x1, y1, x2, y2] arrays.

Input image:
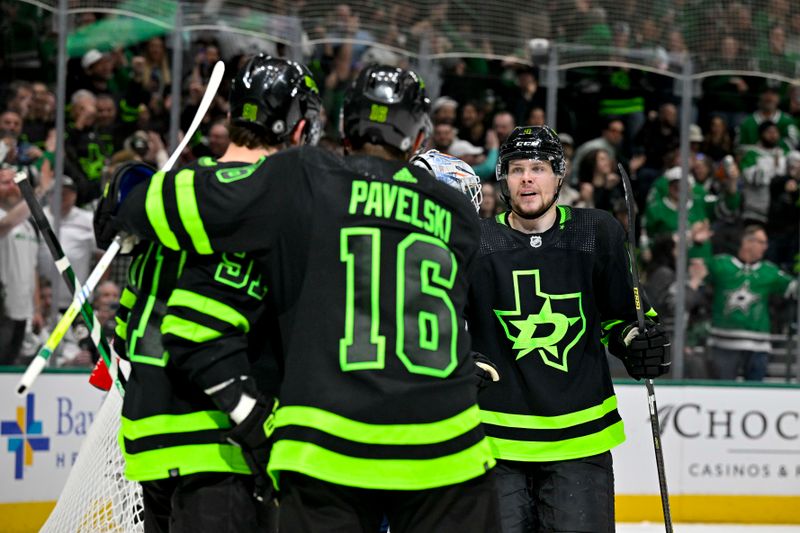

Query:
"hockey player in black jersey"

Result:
[[465, 126, 670, 532], [96, 55, 322, 532], [112, 65, 500, 533]]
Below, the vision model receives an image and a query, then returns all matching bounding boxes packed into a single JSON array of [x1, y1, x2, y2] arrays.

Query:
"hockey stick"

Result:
[[14, 170, 125, 395], [15, 60, 226, 395], [618, 163, 673, 533], [17, 237, 123, 396]]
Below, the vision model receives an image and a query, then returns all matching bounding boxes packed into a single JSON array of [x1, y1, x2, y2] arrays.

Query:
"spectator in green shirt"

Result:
[[736, 87, 798, 151]]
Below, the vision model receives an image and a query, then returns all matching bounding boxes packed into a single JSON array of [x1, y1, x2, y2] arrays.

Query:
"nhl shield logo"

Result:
[[530, 235, 542, 248]]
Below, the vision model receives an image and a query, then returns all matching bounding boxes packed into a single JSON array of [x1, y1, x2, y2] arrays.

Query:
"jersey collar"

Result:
[[496, 205, 572, 228]]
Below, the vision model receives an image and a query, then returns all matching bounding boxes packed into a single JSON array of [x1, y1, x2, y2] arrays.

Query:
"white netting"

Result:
[[40, 385, 143, 533], [24, 0, 800, 80]]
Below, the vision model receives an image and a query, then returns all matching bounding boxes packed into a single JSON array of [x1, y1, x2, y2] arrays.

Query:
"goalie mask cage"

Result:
[[40, 385, 143, 533]]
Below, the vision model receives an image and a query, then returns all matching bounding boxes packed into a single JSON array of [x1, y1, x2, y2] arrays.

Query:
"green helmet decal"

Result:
[[369, 104, 389, 123], [241, 103, 258, 122]]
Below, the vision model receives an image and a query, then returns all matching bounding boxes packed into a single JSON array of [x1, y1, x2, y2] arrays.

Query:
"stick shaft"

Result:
[[17, 237, 122, 395], [618, 164, 673, 533], [14, 172, 120, 376], [16, 60, 226, 394]]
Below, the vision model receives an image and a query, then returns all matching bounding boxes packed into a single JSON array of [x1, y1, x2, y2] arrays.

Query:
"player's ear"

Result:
[[290, 119, 307, 147], [342, 137, 352, 156]]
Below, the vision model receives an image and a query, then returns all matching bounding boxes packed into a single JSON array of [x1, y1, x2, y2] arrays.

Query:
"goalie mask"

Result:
[[411, 150, 482, 213], [341, 65, 431, 155], [230, 54, 322, 146]]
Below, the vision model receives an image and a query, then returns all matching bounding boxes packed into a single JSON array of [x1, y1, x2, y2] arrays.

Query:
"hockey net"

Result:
[[40, 385, 143, 533]]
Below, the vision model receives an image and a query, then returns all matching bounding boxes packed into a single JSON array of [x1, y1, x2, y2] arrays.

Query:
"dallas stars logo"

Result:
[[494, 270, 585, 372], [724, 280, 759, 315]]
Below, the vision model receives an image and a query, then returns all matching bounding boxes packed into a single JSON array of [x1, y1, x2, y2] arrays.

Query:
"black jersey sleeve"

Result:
[[117, 149, 308, 255], [594, 213, 657, 353], [160, 252, 268, 391]]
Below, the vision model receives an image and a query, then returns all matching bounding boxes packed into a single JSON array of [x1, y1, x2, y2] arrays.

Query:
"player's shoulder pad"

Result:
[[577, 207, 623, 236], [563, 206, 624, 253], [570, 206, 617, 226], [477, 214, 524, 257], [293, 144, 347, 177]]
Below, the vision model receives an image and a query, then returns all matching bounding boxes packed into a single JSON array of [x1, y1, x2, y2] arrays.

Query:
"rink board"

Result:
[[613, 380, 800, 523], [0, 371, 798, 531]]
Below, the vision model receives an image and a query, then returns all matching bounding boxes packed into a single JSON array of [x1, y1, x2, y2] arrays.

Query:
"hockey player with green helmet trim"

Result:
[[466, 125, 669, 532], [113, 64, 500, 532], [96, 54, 322, 532]]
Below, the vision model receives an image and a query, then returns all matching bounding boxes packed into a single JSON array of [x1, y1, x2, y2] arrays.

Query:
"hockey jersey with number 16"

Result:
[[117, 145, 495, 491]]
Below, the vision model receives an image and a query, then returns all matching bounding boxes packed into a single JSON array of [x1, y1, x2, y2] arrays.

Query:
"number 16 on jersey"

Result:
[[339, 227, 459, 378]]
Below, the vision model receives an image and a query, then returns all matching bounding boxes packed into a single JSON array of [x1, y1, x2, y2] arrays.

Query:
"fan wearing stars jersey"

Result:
[[705, 225, 797, 381], [464, 126, 670, 533]]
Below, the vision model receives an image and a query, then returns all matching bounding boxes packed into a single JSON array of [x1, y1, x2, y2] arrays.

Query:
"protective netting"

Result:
[[26, 0, 800, 79], [14, 0, 796, 527], [40, 385, 144, 533]]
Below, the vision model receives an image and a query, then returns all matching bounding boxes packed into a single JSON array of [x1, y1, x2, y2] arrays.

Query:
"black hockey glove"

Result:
[[208, 377, 277, 502], [94, 161, 155, 251], [611, 320, 671, 380], [472, 351, 500, 390]]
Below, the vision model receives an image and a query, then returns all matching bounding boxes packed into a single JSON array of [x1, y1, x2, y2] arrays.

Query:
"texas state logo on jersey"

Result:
[[493, 269, 586, 372]]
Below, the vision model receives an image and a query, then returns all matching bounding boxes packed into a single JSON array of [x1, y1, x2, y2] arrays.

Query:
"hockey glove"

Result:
[[612, 320, 671, 380], [94, 161, 155, 251], [472, 351, 500, 390], [208, 377, 277, 502]]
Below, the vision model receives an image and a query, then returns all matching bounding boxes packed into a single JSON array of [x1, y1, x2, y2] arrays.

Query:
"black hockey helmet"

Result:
[[495, 125, 566, 180], [341, 64, 431, 154], [230, 54, 322, 146]]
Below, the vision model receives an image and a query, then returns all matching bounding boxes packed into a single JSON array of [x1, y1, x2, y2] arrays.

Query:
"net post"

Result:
[[287, 15, 304, 63], [51, 0, 69, 318], [673, 56, 694, 380], [546, 44, 558, 130], [168, 2, 184, 154]]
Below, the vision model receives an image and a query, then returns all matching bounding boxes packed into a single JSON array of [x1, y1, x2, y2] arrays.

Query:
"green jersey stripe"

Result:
[[275, 404, 482, 445], [167, 289, 250, 333], [121, 410, 231, 440], [174, 169, 214, 255], [161, 315, 224, 343], [480, 395, 618, 430], [601, 319, 625, 331], [122, 442, 249, 481], [145, 171, 179, 250], [268, 438, 495, 491], [486, 420, 625, 462]]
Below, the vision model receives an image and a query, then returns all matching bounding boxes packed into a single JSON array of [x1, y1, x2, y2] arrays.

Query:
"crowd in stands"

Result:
[[0, 2, 798, 381]]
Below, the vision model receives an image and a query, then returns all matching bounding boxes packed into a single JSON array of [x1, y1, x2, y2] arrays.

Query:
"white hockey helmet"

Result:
[[410, 149, 482, 213]]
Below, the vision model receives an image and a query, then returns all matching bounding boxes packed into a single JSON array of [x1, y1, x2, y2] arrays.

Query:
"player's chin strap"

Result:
[[510, 177, 564, 221]]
